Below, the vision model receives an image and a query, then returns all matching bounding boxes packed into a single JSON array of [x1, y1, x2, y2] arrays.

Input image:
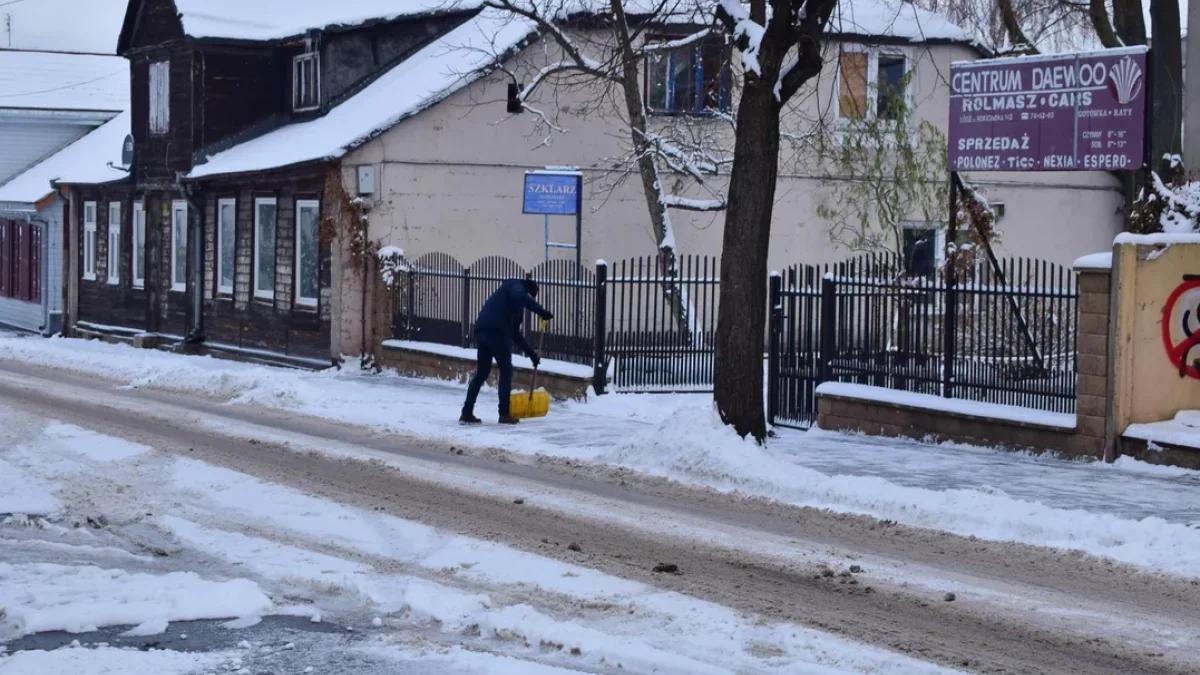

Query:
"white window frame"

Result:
[[83, 201, 97, 281], [107, 202, 121, 285], [292, 52, 321, 112], [149, 61, 170, 135], [253, 197, 277, 301], [833, 46, 913, 126], [294, 199, 320, 308], [171, 200, 188, 292], [132, 200, 145, 288], [217, 198, 236, 295]]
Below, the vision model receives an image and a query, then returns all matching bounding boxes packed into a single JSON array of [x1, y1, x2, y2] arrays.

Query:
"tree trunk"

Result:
[[1112, 0, 1147, 46], [713, 83, 780, 441], [1149, 0, 1183, 174], [609, 0, 693, 337]]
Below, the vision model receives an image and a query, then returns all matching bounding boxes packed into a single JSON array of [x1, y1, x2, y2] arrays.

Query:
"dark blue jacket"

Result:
[[475, 279, 551, 355]]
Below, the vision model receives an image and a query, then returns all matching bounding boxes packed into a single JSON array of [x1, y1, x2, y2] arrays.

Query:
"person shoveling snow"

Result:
[[460, 278, 553, 425]]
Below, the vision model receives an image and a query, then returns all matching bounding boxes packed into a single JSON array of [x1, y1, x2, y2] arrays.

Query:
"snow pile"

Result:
[[0, 645, 229, 675], [597, 406, 1200, 577], [816, 382, 1076, 429], [190, 9, 536, 178], [0, 336, 323, 405], [1125, 410, 1200, 450], [0, 563, 272, 638]]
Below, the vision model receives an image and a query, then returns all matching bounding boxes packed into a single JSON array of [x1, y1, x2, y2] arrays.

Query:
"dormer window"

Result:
[[293, 52, 320, 111]]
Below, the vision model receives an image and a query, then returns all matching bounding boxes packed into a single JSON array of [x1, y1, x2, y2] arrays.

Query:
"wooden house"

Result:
[[61, 0, 489, 365]]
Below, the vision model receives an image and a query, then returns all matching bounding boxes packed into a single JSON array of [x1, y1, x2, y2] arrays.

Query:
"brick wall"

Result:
[[377, 342, 590, 402], [816, 396, 1079, 454], [1075, 269, 1111, 458]]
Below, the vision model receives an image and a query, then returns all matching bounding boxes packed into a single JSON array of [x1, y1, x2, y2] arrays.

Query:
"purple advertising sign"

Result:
[[948, 47, 1147, 172]]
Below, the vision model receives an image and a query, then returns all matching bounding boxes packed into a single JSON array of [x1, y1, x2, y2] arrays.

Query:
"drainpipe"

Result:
[[30, 215, 50, 333], [175, 175, 205, 344]]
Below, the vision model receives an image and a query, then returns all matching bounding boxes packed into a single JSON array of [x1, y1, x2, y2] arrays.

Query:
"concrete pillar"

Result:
[[1186, 0, 1200, 165]]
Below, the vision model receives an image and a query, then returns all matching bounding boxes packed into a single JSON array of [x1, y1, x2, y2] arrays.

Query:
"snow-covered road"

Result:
[[1, 336, 1198, 575], [1, 355, 1198, 674], [0, 379, 969, 675]]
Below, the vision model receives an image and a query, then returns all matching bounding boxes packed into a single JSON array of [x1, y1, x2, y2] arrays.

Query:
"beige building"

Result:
[[340, 29, 1123, 276], [185, 4, 1126, 357]]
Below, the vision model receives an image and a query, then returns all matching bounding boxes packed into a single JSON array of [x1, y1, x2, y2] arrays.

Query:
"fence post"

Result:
[[943, 174, 960, 398], [767, 272, 782, 426], [593, 261, 608, 394], [461, 267, 471, 348], [818, 273, 835, 385], [405, 268, 415, 341]]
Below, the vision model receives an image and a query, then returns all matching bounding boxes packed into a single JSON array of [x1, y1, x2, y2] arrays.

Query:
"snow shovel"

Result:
[[510, 319, 550, 419]]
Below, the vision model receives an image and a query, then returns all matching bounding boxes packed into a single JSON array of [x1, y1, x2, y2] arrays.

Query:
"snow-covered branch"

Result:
[[638, 29, 714, 54], [482, 0, 618, 82], [717, 0, 765, 76], [663, 195, 727, 211]]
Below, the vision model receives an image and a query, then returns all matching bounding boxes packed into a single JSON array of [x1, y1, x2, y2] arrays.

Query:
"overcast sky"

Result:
[[0, 0, 1189, 55], [2, 0, 126, 53]]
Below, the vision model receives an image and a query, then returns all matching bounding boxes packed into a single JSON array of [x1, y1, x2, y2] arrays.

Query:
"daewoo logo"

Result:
[[1108, 56, 1143, 105]]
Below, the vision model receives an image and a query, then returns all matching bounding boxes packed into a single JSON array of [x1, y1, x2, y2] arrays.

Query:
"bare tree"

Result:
[[455, 0, 730, 335]]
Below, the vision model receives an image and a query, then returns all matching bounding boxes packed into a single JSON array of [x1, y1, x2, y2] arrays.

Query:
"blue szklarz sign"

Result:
[[523, 172, 580, 215]]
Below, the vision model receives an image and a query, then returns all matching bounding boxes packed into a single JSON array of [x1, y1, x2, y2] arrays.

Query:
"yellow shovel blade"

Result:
[[510, 389, 550, 419]]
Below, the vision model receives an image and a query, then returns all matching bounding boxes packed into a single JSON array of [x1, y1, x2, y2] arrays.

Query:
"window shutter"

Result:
[[0, 220, 8, 298], [16, 223, 28, 301], [30, 225, 42, 304]]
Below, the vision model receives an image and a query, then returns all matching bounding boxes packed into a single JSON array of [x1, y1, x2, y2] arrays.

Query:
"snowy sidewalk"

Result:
[[1, 335, 1199, 578]]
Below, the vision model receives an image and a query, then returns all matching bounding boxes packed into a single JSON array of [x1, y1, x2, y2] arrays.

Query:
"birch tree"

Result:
[[461, 0, 729, 333]]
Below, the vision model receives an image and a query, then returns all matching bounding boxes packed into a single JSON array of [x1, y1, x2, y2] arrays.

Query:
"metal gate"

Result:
[[767, 265, 829, 429]]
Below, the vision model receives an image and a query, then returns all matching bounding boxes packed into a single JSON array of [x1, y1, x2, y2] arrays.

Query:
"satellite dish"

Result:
[[121, 134, 134, 167]]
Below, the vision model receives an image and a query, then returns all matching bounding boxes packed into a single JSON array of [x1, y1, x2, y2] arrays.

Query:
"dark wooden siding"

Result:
[[124, 0, 184, 52], [197, 48, 281, 150], [132, 46, 196, 188], [198, 166, 331, 361], [75, 185, 153, 332], [318, 14, 467, 108]]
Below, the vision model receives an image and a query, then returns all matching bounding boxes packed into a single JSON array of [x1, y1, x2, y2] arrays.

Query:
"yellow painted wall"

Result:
[[1111, 239, 1200, 430]]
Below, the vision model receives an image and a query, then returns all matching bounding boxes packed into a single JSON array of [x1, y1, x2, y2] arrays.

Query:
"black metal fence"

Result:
[[769, 254, 1078, 429], [390, 253, 719, 392], [388, 251, 1078, 419]]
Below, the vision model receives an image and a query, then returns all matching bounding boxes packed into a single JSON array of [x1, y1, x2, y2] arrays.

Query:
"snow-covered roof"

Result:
[[830, 0, 968, 41], [0, 111, 130, 204], [189, 10, 534, 179], [173, 0, 478, 41], [0, 50, 129, 112], [188, 0, 965, 179]]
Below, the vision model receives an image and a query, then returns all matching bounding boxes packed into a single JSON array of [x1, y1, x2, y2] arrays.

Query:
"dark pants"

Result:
[[462, 333, 514, 417]]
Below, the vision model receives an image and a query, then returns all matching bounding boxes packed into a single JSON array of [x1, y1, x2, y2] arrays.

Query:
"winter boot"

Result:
[[498, 415, 520, 425], [459, 412, 482, 425]]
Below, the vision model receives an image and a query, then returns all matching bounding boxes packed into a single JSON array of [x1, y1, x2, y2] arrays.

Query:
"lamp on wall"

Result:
[[507, 82, 524, 114]]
